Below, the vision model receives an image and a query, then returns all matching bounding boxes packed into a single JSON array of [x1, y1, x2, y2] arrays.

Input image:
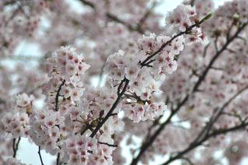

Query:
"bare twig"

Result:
[[140, 13, 211, 67], [55, 80, 65, 111], [161, 121, 248, 165], [202, 43, 210, 57], [56, 153, 60, 165], [192, 22, 247, 93], [98, 141, 118, 147], [38, 146, 45, 165], [90, 78, 129, 138], [130, 95, 189, 165], [192, 85, 248, 145], [12, 137, 21, 158]]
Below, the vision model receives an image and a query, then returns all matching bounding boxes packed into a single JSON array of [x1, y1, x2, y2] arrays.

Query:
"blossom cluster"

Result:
[[43, 46, 90, 105], [104, 5, 206, 123], [1, 93, 33, 138], [166, 5, 197, 32], [31, 46, 125, 164], [166, 5, 206, 43]]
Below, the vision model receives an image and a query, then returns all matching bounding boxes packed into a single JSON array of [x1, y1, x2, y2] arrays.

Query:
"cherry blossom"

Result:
[[1, 0, 248, 165]]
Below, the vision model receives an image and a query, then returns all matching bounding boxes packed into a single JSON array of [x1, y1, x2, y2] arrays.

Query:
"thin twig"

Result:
[[192, 85, 248, 145], [38, 146, 45, 165], [130, 95, 189, 165], [90, 78, 129, 138], [12, 137, 21, 158], [98, 141, 118, 147], [140, 13, 211, 67], [56, 153, 60, 165], [55, 80, 65, 111], [192, 22, 247, 92], [161, 121, 248, 165], [202, 43, 210, 57]]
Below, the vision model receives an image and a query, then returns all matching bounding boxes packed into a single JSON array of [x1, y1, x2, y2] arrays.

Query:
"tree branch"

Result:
[[12, 137, 21, 158], [90, 78, 129, 138], [55, 80, 65, 111], [130, 22, 248, 165], [38, 146, 45, 165], [56, 153, 60, 165], [140, 14, 211, 67], [161, 121, 248, 165], [192, 22, 247, 92], [191, 85, 248, 146], [98, 141, 118, 147], [130, 95, 189, 165]]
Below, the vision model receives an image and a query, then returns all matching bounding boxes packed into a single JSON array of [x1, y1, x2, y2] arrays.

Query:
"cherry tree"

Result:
[[0, 0, 248, 164]]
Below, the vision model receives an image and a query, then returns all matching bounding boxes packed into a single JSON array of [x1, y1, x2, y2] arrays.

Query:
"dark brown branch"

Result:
[[12, 137, 21, 158], [80, 122, 94, 135], [222, 112, 243, 123], [131, 22, 248, 165], [190, 0, 196, 6], [192, 22, 247, 92], [202, 43, 210, 57], [12, 138, 16, 158], [227, 48, 237, 54], [78, 0, 95, 8], [161, 121, 248, 165], [140, 14, 211, 67], [0, 98, 6, 104], [55, 80, 65, 111], [4, 4, 21, 27], [210, 86, 248, 123], [181, 157, 195, 165], [192, 85, 248, 145], [130, 95, 189, 165], [160, 86, 248, 165], [38, 146, 45, 165], [145, 116, 162, 140], [98, 141, 118, 147], [56, 153, 60, 165], [214, 37, 219, 52], [236, 36, 247, 44], [90, 78, 129, 138]]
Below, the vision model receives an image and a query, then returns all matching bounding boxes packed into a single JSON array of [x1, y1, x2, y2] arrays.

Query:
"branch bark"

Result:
[[140, 14, 211, 67], [38, 146, 45, 165], [55, 80, 65, 112], [162, 122, 248, 165], [12, 137, 21, 158], [90, 78, 129, 138]]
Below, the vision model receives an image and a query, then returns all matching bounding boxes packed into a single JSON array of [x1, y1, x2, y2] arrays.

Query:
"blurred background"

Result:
[[6, 0, 236, 164]]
